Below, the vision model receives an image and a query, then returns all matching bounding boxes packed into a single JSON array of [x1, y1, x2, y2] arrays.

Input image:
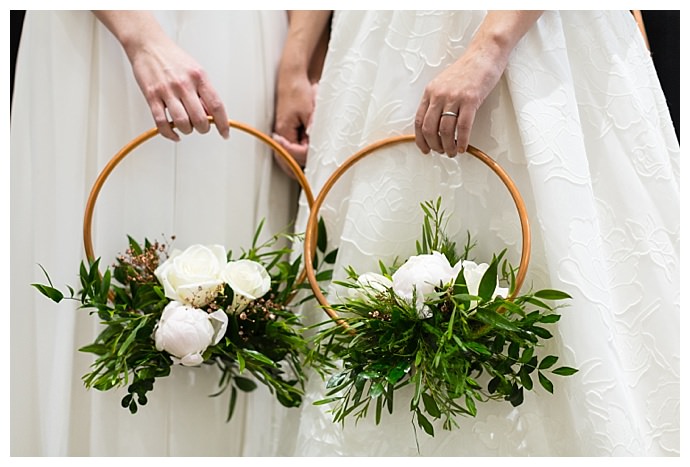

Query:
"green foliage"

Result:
[[33, 222, 333, 420], [309, 198, 578, 436]]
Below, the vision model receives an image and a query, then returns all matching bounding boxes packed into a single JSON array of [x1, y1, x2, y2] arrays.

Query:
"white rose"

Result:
[[348, 272, 393, 301], [221, 259, 271, 313], [392, 251, 460, 318], [154, 244, 227, 308], [458, 260, 509, 307], [154, 301, 228, 366]]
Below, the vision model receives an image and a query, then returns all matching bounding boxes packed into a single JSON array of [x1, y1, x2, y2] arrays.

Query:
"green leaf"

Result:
[[78, 344, 108, 355], [538, 355, 558, 370], [313, 397, 342, 406], [317, 217, 328, 253], [476, 260, 498, 303], [226, 387, 238, 422], [323, 249, 338, 264], [474, 309, 520, 332], [370, 382, 384, 399], [508, 341, 520, 361], [243, 350, 278, 367], [465, 341, 492, 356], [519, 346, 534, 364], [100, 268, 112, 301], [507, 386, 524, 407], [552, 366, 579, 376], [234, 376, 258, 392], [453, 268, 468, 296], [416, 411, 435, 437], [32, 284, 64, 303], [519, 366, 533, 390], [237, 352, 246, 373], [538, 314, 561, 324], [534, 289, 572, 300], [465, 395, 477, 417], [421, 392, 441, 418], [386, 365, 408, 385], [375, 396, 383, 425], [127, 236, 143, 255], [487, 376, 500, 394], [117, 317, 148, 356], [538, 371, 554, 393], [531, 326, 553, 339]]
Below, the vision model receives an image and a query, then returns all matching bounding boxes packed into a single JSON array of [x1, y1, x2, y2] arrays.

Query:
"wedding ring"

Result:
[[440, 111, 458, 118]]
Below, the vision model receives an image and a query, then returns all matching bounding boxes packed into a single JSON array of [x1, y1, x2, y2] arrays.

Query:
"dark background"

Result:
[[9, 10, 680, 140]]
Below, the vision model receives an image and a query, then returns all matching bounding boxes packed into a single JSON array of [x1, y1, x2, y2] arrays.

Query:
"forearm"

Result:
[[281, 11, 332, 79], [92, 11, 172, 62], [92, 10, 228, 140], [467, 11, 543, 69]]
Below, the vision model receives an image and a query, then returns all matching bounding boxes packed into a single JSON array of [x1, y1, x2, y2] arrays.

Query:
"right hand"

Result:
[[128, 37, 230, 141]]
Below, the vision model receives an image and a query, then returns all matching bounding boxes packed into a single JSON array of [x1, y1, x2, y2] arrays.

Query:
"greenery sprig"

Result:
[[34, 220, 334, 420], [309, 198, 578, 437]]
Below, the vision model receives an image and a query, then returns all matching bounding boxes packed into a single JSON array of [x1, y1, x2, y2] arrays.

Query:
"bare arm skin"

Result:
[[93, 10, 229, 141], [273, 10, 332, 173], [415, 11, 543, 156]]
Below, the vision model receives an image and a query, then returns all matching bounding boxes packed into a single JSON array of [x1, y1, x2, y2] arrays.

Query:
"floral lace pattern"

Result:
[[292, 11, 679, 456]]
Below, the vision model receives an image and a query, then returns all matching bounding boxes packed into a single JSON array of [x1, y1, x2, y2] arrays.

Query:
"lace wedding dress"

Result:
[[11, 11, 298, 456], [289, 10, 679, 456]]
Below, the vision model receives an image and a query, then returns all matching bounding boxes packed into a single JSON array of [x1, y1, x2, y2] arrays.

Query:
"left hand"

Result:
[[414, 11, 542, 157], [414, 50, 505, 157], [273, 82, 318, 179]]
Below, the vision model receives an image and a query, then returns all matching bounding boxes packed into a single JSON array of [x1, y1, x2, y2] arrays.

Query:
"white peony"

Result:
[[153, 301, 228, 366], [349, 272, 393, 301], [221, 259, 271, 313], [392, 251, 461, 317], [154, 244, 227, 308]]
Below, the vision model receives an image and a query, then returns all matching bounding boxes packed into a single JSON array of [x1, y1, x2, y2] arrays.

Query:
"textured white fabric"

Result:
[[10, 11, 301, 456], [289, 11, 680, 456]]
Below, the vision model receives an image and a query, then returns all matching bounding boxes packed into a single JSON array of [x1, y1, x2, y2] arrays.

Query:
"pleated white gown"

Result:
[[11, 10, 301, 456]]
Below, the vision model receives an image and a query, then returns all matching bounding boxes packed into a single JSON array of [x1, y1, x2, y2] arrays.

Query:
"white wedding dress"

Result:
[[11, 11, 301, 456], [289, 11, 679, 456]]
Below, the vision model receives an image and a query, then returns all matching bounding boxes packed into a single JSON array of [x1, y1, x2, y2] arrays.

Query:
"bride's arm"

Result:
[[93, 10, 229, 141], [273, 10, 332, 172], [415, 11, 543, 156]]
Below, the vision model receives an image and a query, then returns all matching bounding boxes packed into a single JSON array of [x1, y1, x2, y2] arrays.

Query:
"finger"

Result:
[[150, 99, 179, 141], [414, 95, 431, 154], [165, 99, 193, 135], [197, 81, 229, 138], [455, 106, 476, 153], [423, 105, 444, 154], [179, 94, 211, 135], [273, 118, 299, 144], [439, 110, 459, 157], [273, 133, 308, 167]]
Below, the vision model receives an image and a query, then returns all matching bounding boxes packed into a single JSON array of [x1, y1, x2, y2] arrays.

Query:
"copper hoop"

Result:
[[83, 118, 313, 287], [303, 135, 531, 324]]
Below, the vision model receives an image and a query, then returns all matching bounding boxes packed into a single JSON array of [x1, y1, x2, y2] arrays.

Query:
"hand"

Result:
[[128, 38, 229, 141], [414, 48, 505, 157], [93, 11, 229, 141], [273, 80, 318, 178], [414, 11, 542, 157]]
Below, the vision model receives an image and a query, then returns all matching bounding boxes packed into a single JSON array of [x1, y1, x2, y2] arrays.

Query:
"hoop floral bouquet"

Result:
[[34, 221, 332, 420], [309, 199, 578, 437]]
